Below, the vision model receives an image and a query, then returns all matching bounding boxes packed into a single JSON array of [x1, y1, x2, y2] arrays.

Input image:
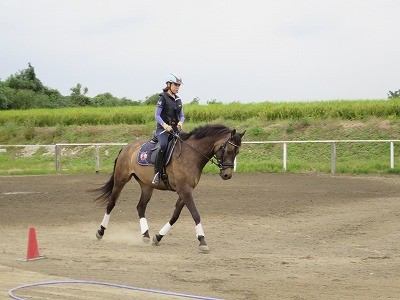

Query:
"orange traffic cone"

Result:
[[18, 227, 45, 261]]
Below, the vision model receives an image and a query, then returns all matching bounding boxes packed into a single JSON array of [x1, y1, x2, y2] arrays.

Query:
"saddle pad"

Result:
[[137, 141, 157, 166], [136, 139, 177, 167]]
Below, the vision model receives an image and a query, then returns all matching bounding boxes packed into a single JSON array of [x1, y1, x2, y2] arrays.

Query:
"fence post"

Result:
[[95, 145, 100, 173], [390, 141, 394, 169], [55, 144, 61, 172], [283, 142, 287, 171], [330, 142, 336, 174]]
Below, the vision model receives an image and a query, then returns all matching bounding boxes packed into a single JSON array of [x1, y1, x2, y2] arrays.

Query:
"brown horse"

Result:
[[91, 124, 245, 252]]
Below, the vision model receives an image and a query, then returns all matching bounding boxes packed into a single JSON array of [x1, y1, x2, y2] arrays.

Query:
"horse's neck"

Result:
[[189, 134, 225, 162], [193, 136, 212, 153]]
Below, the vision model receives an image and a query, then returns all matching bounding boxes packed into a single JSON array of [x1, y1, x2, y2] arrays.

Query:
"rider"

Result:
[[152, 73, 185, 184]]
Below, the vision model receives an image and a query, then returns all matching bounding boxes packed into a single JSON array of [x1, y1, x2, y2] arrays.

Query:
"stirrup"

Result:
[[152, 173, 160, 184]]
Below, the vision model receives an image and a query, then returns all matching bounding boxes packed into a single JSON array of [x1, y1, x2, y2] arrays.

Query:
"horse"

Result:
[[90, 124, 245, 252]]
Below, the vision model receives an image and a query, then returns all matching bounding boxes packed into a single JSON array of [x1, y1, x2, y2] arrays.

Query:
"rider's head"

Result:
[[163, 73, 183, 95]]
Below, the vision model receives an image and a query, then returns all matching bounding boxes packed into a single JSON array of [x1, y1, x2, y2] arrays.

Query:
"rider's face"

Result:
[[170, 82, 181, 94]]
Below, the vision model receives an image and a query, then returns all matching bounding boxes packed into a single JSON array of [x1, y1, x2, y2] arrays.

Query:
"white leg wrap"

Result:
[[195, 223, 205, 237], [139, 218, 149, 234], [159, 222, 172, 236], [101, 213, 110, 228]]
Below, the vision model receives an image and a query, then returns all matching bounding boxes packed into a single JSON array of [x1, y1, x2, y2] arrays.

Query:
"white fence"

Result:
[[54, 143, 126, 173], [243, 140, 399, 174], [1, 140, 399, 174]]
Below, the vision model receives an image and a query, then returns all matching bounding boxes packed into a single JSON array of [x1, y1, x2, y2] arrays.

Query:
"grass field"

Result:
[[1, 99, 400, 175]]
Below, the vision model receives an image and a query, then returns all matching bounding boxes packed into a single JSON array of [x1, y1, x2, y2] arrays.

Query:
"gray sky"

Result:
[[1, 0, 399, 104]]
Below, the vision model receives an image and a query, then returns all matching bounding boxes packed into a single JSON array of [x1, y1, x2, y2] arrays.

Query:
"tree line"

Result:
[[3, 63, 397, 111], [0, 63, 161, 110]]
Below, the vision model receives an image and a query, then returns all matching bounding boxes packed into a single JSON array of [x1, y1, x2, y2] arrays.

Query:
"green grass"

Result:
[[2, 139, 400, 175], [2, 98, 400, 127], [1, 99, 400, 175]]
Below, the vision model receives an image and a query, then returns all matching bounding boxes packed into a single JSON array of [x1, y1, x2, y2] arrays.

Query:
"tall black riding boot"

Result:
[[152, 150, 164, 184]]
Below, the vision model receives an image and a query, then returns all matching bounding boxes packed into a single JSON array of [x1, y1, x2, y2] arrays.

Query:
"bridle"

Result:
[[212, 139, 239, 170], [172, 133, 240, 171]]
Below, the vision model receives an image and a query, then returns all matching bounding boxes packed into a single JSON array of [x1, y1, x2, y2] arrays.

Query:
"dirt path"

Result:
[[1, 173, 400, 299]]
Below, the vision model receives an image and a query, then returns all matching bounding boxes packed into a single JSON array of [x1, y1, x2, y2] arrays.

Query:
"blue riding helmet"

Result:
[[166, 73, 183, 85]]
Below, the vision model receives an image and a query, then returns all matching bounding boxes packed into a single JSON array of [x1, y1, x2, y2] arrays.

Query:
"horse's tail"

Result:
[[89, 149, 122, 207]]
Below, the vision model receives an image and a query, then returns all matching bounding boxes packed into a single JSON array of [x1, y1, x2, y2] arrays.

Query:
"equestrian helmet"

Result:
[[166, 73, 183, 85]]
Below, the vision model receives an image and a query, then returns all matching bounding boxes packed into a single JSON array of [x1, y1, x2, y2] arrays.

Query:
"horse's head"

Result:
[[214, 129, 246, 180]]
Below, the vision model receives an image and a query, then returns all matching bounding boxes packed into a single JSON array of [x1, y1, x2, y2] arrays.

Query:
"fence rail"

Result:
[[243, 140, 400, 174], [1, 140, 399, 174]]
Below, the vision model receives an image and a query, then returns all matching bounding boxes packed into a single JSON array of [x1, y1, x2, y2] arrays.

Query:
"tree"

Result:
[[91, 93, 141, 107], [189, 97, 200, 105], [388, 89, 400, 99], [1, 63, 144, 109], [207, 99, 222, 105], [70, 83, 90, 106], [120, 97, 141, 106], [92, 93, 118, 107], [144, 93, 160, 105], [7, 89, 36, 109], [0, 79, 8, 109], [5, 63, 45, 92]]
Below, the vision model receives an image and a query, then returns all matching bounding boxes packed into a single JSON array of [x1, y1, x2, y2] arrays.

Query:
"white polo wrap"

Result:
[[101, 213, 110, 228], [195, 223, 205, 237], [159, 222, 172, 236], [139, 218, 149, 234]]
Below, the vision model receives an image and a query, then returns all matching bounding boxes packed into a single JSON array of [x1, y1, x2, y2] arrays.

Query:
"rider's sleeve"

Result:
[[179, 109, 185, 123], [155, 96, 165, 125], [155, 106, 165, 126]]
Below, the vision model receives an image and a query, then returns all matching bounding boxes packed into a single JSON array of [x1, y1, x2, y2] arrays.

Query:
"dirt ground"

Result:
[[1, 172, 400, 300]]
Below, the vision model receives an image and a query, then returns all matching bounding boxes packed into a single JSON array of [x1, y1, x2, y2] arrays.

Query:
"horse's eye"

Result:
[[227, 150, 234, 155]]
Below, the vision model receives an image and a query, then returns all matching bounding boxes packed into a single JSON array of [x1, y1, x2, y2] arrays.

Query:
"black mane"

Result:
[[180, 124, 242, 146], [180, 124, 231, 141]]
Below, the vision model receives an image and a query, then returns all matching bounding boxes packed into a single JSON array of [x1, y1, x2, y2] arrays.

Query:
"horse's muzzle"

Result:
[[220, 171, 232, 180]]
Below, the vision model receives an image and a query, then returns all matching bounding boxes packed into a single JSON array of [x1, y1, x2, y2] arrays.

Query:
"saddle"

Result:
[[137, 135, 178, 191], [136, 136, 178, 167]]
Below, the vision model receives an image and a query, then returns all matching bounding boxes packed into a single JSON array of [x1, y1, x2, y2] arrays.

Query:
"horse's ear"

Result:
[[231, 129, 236, 138], [239, 130, 246, 138]]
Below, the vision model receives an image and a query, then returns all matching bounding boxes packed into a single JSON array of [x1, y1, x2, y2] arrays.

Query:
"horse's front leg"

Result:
[[153, 196, 185, 245], [185, 195, 210, 252], [179, 189, 210, 252]]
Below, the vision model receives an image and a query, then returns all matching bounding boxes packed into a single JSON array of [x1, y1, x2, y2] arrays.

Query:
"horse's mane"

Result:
[[180, 124, 230, 140], [180, 124, 242, 146]]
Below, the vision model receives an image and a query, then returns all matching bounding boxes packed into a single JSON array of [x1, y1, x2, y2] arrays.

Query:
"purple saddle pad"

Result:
[[137, 138, 177, 167], [137, 141, 157, 166]]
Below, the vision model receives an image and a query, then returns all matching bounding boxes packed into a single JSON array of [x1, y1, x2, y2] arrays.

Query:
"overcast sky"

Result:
[[1, 0, 399, 104]]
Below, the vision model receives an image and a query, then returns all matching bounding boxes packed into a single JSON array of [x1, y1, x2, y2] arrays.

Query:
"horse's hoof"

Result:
[[199, 245, 210, 252], [152, 235, 160, 246], [142, 236, 151, 243], [96, 231, 103, 240]]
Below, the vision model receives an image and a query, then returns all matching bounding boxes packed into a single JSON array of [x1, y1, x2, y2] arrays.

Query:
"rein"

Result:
[[172, 132, 239, 171]]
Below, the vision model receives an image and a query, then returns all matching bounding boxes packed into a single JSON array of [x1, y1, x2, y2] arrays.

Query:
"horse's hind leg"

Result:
[[136, 184, 154, 242], [153, 196, 185, 246], [96, 181, 127, 239]]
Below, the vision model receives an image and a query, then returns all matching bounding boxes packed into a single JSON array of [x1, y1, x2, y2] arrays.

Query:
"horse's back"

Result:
[[116, 138, 148, 174]]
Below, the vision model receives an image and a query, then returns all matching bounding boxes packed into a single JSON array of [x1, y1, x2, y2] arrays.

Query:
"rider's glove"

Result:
[[177, 121, 183, 132], [162, 123, 173, 132]]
